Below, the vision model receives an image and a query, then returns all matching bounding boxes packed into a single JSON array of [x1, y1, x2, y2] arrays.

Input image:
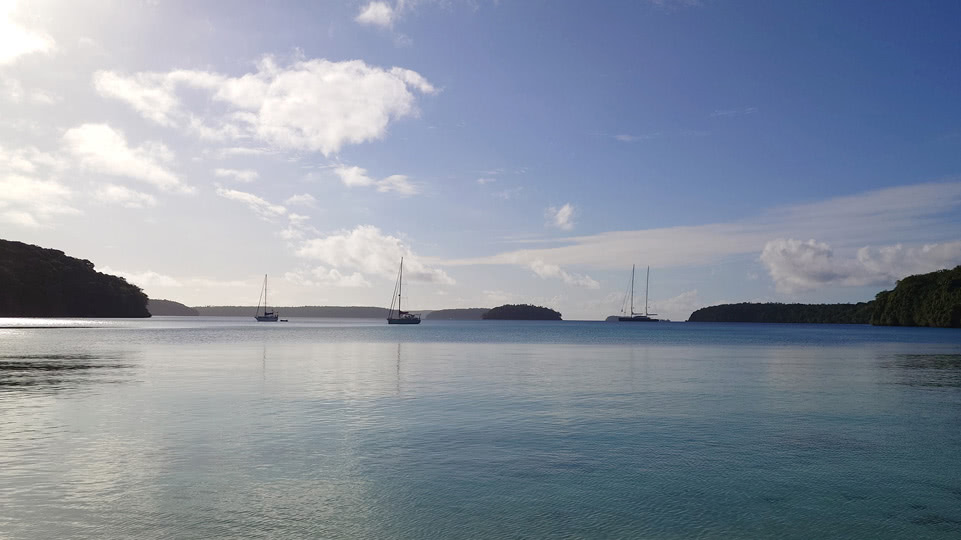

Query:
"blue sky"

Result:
[[2, 0, 960, 319]]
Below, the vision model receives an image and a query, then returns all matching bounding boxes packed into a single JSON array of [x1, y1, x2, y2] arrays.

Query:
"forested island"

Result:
[[688, 302, 874, 324], [148, 299, 199, 316], [482, 304, 562, 320], [688, 265, 961, 328], [0, 239, 150, 317], [871, 265, 961, 327], [425, 308, 490, 320]]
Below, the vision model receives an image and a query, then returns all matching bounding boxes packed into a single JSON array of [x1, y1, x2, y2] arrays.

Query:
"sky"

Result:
[[2, 0, 961, 320]]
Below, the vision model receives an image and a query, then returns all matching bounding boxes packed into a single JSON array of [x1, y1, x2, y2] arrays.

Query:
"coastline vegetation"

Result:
[[483, 304, 562, 320], [0, 239, 149, 318], [871, 265, 961, 327], [688, 302, 875, 324], [689, 265, 961, 328]]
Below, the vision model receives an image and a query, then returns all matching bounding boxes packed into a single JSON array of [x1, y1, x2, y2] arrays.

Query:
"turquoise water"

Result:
[[1, 318, 960, 538]]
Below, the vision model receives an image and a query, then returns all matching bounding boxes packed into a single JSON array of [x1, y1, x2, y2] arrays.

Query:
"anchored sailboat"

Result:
[[618, 265, 659, 322], [254, 274, 279, 322], [387, 257, 420, 325]]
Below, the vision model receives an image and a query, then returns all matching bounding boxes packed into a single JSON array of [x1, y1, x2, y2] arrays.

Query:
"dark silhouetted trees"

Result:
[[0, 239, 149, 317], [483, 304, 562, 320], [687, 302, 875, 324], [688, 265, 961, 328]]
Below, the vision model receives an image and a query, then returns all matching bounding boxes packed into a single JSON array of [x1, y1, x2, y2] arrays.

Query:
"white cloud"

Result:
[[62, 123, 191, 193], [710, 106, 758, 118], [1, 77, 22, 101], [476, 177, 496, 185], [296, 225, 454, 284], [0, 145, 75, 227], [95, 57, 436, 155], [650, 290, 702, 322], [95, 184, 157, 209], [858, 242, 961, 279], [214, 146, 274, 157], [529, 260, 599, 289], [447, 181, 961, 275], [26, 88, 59, 104], [333, 165, 420, 195], [334, 165, 375, 187], [761, 238, 961, 293], [0, 174, 77, 227], [494, 186, 523, 200], [284, 193, 316, 207], [355, 1, 396, 28], [613, 133, 661, 142], [284, 266, 371, 288], [0, 0, 55, 65], [760, 239, 850, 293], [214, 168, 259, 183], [647, 0, 703, 10], [0, 145, 63, 174], [98, 266, 182, 287], [376, 174, 418, 195], [482, 289, 519, 306], [93, 71, 181, 126], [0, 77, 52, 105], [280, 213, 317, 241], [546, 203, 575, 230], [215, 187, 286, 220], [187, 116, 248, 141], [185, 277, 254, 289]]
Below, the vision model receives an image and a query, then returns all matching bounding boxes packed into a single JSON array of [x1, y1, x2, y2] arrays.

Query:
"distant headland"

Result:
[[148, 299, 199, 316], [871, 265, 961, 327], [688, 265, 961, 328], [482, 304, 562, 320], [0, 239, 149, 318], [425, 308, 490, 320], [687, 302, 874, 324]]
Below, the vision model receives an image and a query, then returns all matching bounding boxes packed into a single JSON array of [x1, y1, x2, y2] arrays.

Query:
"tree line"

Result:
[[687, 302, 875, 324], [688, 265, 961, 328], [483, 304, 562, 320], [871, 265, 961, 327], [0, 239, 149, 317]]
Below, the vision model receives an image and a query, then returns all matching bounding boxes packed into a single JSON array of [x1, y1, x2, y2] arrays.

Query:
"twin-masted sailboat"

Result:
[[387, 257, 420, 325], [254, 274, 279, 322], [618, 265, 659, 322]]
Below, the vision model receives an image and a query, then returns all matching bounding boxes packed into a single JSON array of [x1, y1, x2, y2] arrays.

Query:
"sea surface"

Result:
[[1, 317, 960, 539]]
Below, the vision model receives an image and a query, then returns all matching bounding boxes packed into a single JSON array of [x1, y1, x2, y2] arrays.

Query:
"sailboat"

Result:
[[254, 274, 279, 322], [387, 257, 420, 325], [618, 265, 659, 322]]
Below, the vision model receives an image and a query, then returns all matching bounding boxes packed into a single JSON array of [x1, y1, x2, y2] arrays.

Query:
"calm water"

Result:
[[1, 318, 960, 539]]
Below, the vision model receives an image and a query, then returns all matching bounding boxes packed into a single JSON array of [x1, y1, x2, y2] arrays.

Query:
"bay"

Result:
[[1, 318, 960, 538]]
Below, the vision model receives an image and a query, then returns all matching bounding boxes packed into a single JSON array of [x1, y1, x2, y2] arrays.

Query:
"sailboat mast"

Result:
[[264, 274, 268, 313], [645, 266, 650, 316], [630, 264, 635, 316], [398, 257, 403, 312]]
